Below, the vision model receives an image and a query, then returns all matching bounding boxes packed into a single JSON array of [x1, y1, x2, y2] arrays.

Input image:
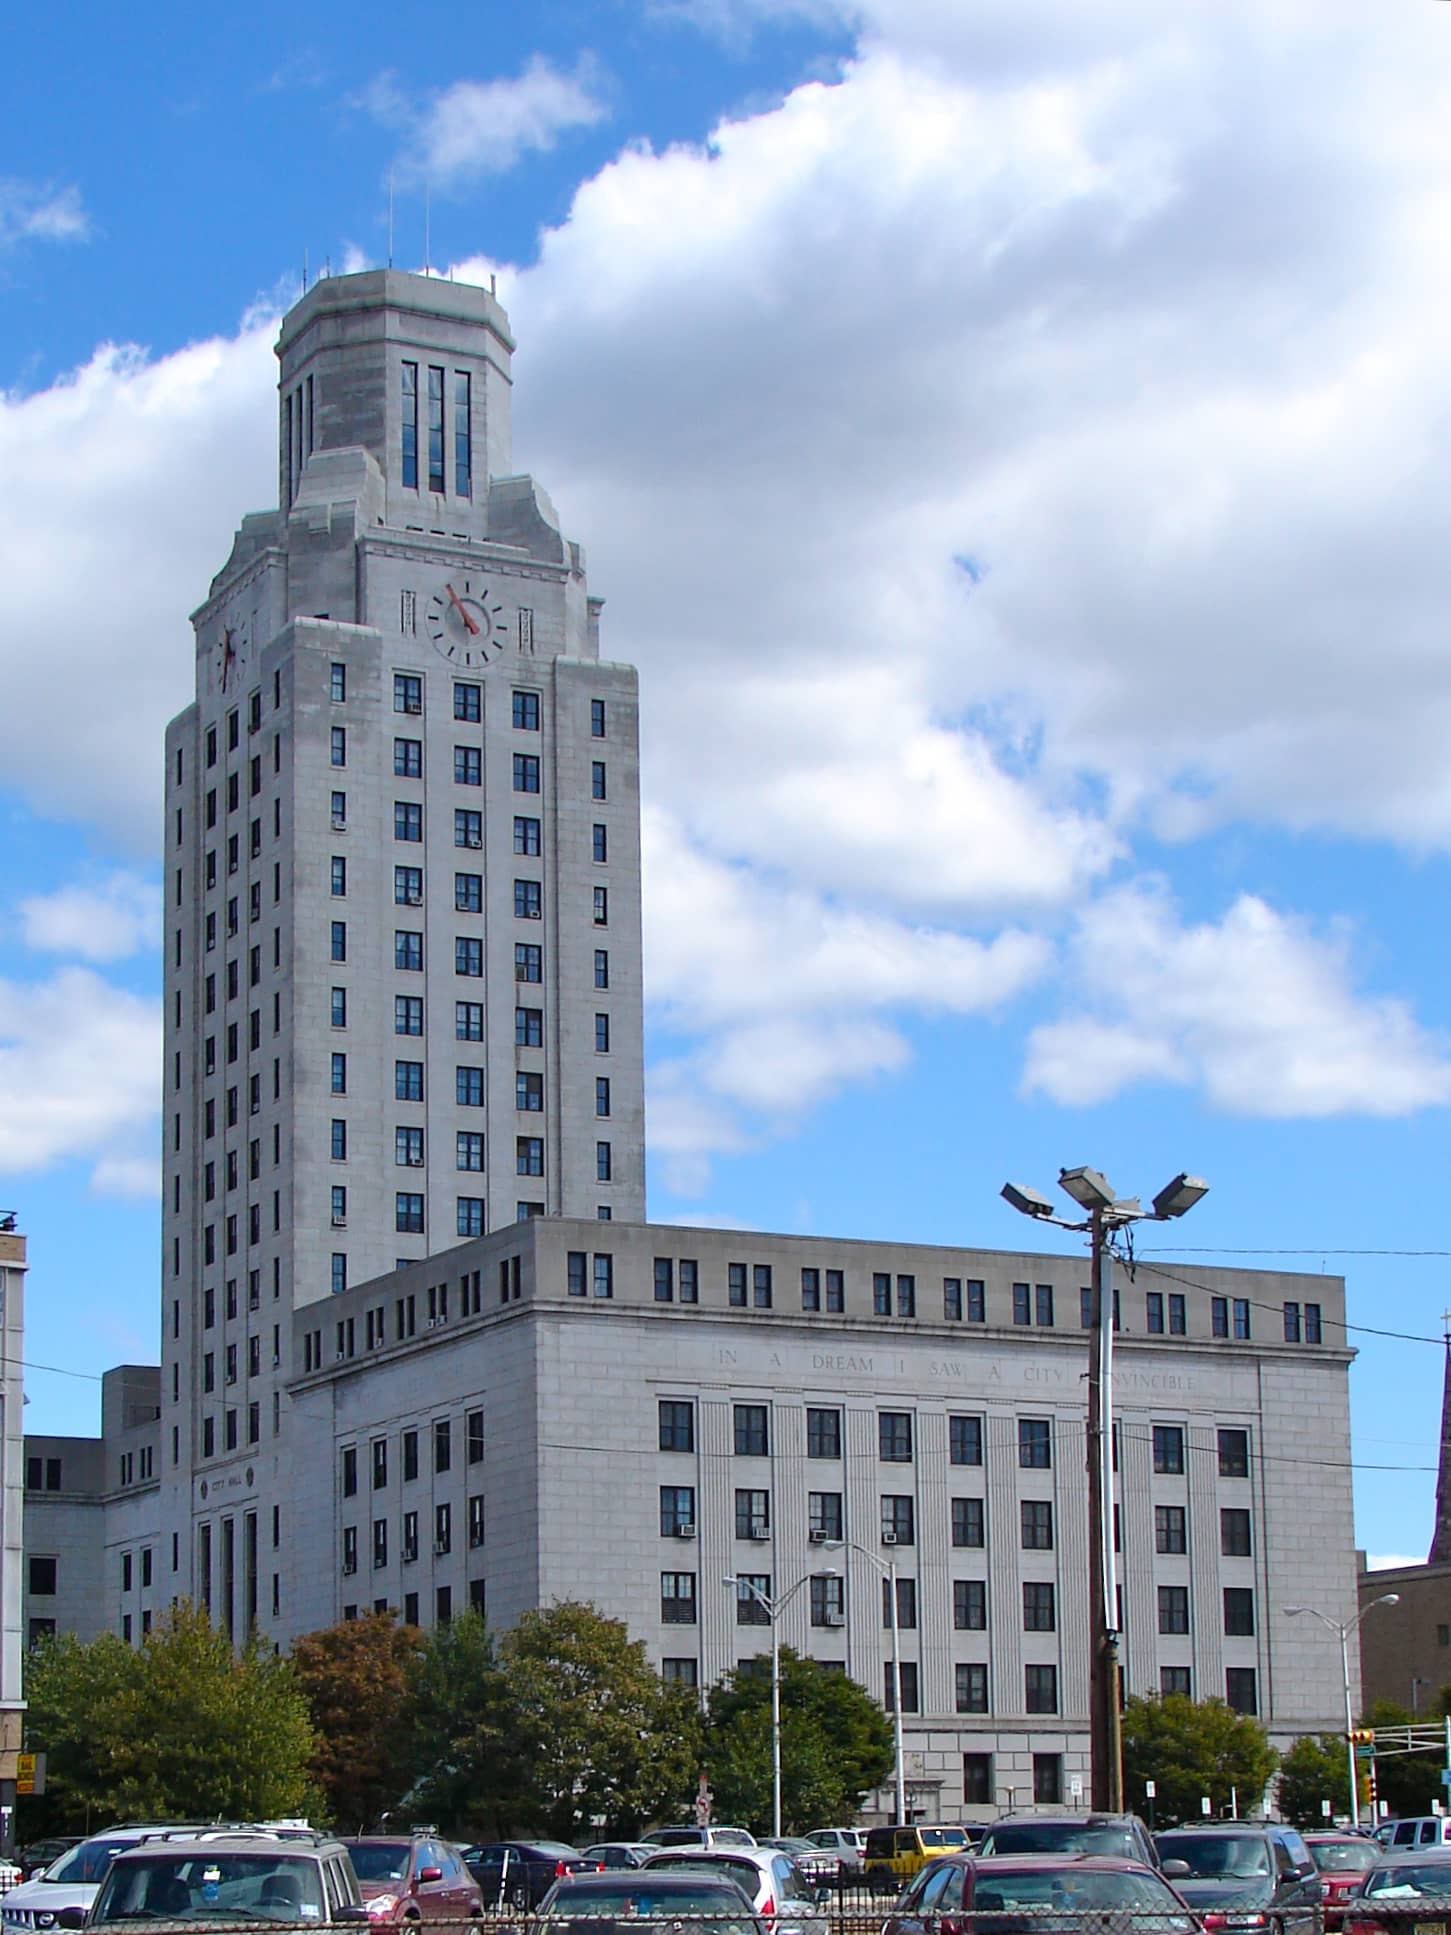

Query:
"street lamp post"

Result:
[[723, 1570, 836, 1838], [822, 1538, 907, 1826], [1285, 1594, 1400, 1828], [1002, 1168, 1209, 1812]]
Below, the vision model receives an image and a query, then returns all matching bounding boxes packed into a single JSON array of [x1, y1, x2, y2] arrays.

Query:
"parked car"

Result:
[[862, 1825, 972, 1893], [642, 1828, 758, 1851], [2, 1826, 249, 1933], [1304, 1834, 1379, 1929], [639, 1846, 828, 1935], [802, 1831, 864, 1881], [758, 1842, 836, 1886], [1155, 1824, 1322, 1935], [60, 1831, 368, 1927], [1380, 1819, 1451, 1852], [1341, 1847, 1451, 1935], [883, 1852, 1199, 1935], [462, 1843, 600, 1911], [12, 1848, 82, 1889], [579, 1845, 658, 1872], [980, 1816, 1161, 1870], [533, 1868, 766, 1935], [339, 1836, 482, 1924]]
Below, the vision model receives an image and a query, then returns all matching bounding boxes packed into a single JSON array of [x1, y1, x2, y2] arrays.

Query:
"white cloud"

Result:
[[0, 178, 90, 250], [0, 320, 277, 846], [18, 872, 161, 963], [1364, 1554, 1423, 1573], [363, 57, 610, 191], [1023, 883, 1451, 1117], [642, 808, 1048, 1185], [0, 968, 160, 1195]]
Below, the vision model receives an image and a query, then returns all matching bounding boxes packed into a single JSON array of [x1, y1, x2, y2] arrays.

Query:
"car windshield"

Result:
[[1311, 1843, 1376, 1875], [920, 1832, 968, 1851], [986, 1826, 1136, 1859], [1365, 1865, 1451, 1898], [1161, 1838, 1271, 1879], [345, 1843, 412, 1882], [91, 1854, 326, 1922], [974, 1871, 1192, 1917], [49, 1841, 142, 1886]]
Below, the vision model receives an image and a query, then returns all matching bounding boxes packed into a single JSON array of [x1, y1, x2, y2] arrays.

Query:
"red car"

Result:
[[1304, 1835, 1378, 1929], [883, 1852, 1200, 1935], [340, 1836, 482, 1925]]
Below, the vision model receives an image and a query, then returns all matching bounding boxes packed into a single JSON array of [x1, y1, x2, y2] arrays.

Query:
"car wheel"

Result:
[[508, 1882, 530, 1910]]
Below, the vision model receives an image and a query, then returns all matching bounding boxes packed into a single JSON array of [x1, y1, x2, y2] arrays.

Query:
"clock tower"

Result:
[[161, 269, 644, 1637]]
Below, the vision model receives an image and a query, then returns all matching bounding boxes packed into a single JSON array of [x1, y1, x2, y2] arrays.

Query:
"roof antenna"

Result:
[[387, 171, 394, 269], [424, 183, 431, 278], [302, 246, 308, 296]]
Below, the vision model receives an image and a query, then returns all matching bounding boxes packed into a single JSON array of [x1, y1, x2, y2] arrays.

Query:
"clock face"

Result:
[[218, 618, 248, 694], [425, 577, 508, 667]]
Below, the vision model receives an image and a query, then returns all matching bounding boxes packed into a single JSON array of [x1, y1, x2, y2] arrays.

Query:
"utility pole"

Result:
[[1003, 1168, 1209, 1814]]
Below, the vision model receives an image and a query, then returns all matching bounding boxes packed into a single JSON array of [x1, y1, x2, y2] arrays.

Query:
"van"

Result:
[[1385, 1818, 1451, 1850], [862, 1825, 970, 1892]]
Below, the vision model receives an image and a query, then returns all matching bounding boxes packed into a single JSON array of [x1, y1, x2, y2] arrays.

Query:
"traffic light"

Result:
[[1358, 1771, 1373, 1809], [1349, 1729, 1375, 1745]]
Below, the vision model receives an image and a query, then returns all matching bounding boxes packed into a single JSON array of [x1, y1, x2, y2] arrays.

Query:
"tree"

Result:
[[1121, 1692, 1278, 1825], [499, 1602, 702, 1840], [402, 1609, 513, 1833], [25, 1602, 315, 1824], [292, 1611, 423, 1831], [1360, 1698, 1449, 1820], [704, 1649, 894, 1834], [1278, 1735, 1349, 1828]]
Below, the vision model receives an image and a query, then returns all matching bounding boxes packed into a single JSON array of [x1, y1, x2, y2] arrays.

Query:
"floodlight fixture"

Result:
[[1001, 1181, 1057, 1219], [1152, 1173, 1210, 1220], [1059, 1166, 1117, 1211]]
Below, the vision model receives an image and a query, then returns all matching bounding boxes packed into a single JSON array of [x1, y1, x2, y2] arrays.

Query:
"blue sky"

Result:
[[4, 0, 1451, 1573]]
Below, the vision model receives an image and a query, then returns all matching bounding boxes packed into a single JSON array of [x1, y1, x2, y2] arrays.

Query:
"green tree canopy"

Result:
[[292, 1611, 423, 1832], [1121, 1693, 1278, 1825], [402, 1608, 513, 1833], [499, 1602, 702, 1840], [704, 1648, 893, 1834], [25, 1601, 315, 1826], [1278, 1735, 1351, 1828], [1359, 1697, 1451, 1819]]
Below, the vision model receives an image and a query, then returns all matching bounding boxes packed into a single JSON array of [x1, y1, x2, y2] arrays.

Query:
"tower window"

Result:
[[401, 362, 418, 489], [428, 366, 445, 493], [454, 370, 472, 498]]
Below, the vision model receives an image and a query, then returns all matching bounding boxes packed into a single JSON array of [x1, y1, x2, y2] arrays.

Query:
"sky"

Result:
[[3, 0, 1451, 1576]]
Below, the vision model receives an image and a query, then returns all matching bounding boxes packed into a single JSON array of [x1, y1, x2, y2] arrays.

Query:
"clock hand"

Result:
[[445, 583, 480, 635]]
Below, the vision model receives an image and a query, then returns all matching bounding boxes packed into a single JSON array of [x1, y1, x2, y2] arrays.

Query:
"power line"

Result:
[[1132, 1256, 1447, 1349]]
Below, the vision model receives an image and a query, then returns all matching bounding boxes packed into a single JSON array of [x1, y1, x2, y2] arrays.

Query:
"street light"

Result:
[[723, 1570, 838, 1838], [820, 1537, 908, 1827], [1285, 1594, 1400, 1828], [1000, 1166, 1209, 1811]]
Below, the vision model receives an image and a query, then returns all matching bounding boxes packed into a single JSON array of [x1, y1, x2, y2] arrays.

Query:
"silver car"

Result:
[[640, 1848, 827, 1935]]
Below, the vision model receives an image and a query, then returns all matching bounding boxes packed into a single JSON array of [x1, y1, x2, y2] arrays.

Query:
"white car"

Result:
[[1, 1826, 264, 1933], [803, 1831, 865, 1880], [640, 1847, 828, 1935]]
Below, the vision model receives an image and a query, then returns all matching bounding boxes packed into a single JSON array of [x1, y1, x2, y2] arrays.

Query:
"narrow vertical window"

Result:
[[401, 362, 418, 488], [428, 365, 445, 492], [454, 370, 472, 498]]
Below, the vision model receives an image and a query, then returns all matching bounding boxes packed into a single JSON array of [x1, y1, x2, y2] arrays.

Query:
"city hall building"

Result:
[[19, 269, 1361, 1817]]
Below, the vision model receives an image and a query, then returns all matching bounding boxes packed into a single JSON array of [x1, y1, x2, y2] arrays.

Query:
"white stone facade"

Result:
[[283, 1214, 1358, 1815]]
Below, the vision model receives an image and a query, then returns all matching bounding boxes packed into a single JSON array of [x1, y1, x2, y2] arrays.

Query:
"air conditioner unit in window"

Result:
[[342, 1559, 356, 1575], [405, 890, 423, 906], [407, 1155, 425, 1167], [433, 1540, 449, 1556], [331, 816, 347, 831], [824, 1611, 846, 1627], [402, 1549, 417, 1565], [748, 1525, 770, 1541], [331, 1215, 347, 1229], [808, 1529, 829, 1545], [881, 1529, 898, 1545], [675, 1524, 696, 1540], [522, 909, 541, 919], [465, 834, 482, 848], [272, 1356, 281, 1369]]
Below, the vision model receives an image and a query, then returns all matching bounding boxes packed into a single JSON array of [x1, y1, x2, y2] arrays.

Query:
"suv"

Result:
[[2, 1826, 247, 1933], [979, 1816, 1161, 1869], [863, 1826, 971, 1892], [803, 1832, 864, 1882], [63, 1832, 367, 1928], [1156, 1823, 1322, 1935]]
